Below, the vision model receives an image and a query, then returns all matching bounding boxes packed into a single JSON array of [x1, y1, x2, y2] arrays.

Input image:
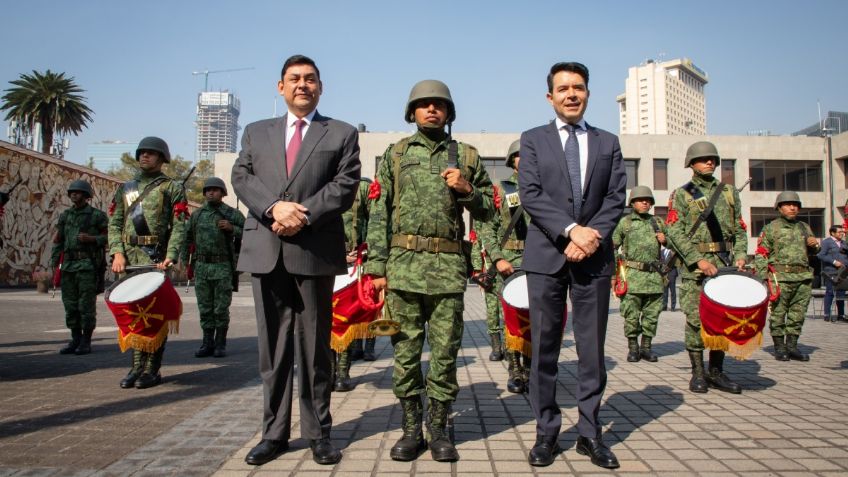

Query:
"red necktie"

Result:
[[286, 119, 305, 175]]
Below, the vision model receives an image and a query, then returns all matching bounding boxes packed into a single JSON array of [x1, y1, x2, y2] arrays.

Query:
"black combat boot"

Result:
[[334, 348, 354, 392], [75, 328, 94, 355], [349, 339, 364, 361], [136, 346, 164, 389], [363, 337, 377, 361], [506, 351, 525, 393], [489, 332, 504, 361], [640, 336, 658, 362], [390, 395, 427, 461], [213, 327, 228, 358], [120, 350, 144, 388], [772, 335, 789, 361], [60, 328, 82, 355], [195, 329, 215, 357], [706, 350, 741, 394], [688, 350, 708, 393], [626, 337, 640, 362], [785, 335, 809, 361], [428, 398, 458, 462]]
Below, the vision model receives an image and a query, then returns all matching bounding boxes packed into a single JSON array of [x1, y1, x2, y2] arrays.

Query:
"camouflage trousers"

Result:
[[680, 278, 707, 351], [195, 275, 233, 329], [61, 269, 98, 330], [769, 280, 812, 337], [620, 292, 662, 338], [483, 274, 503, 335], [388, 289, 464, 403]]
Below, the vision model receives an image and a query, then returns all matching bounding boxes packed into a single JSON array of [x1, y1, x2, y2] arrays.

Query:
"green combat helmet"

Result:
[[506, 140, 520, 169], [203, 177, 228, 196], [67, 179, 93, 198], [628, 185, 655, 205], [136, 136, 171, 163], [405, 80, 456, 124], [684, 141, 720, 167], [774, 191, 801, 209]]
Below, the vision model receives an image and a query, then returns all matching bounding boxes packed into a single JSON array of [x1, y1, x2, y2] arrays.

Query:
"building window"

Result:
[[750, 207, 825, 238], [653, 158, 668, 190], [480, 157, 512, 183], [749, 160, 823, 192], [653, 206, 668, 221], [721, 159, 736, 186], [625, 159, 639, 189]]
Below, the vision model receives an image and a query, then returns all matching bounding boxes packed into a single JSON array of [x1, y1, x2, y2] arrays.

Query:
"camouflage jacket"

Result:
[[181, 202, 245, 280], [666, 174, 748, 279], [753, 216, 820, 282], [477, 172, 526, 267], [612, 212, 667, 293], [363, 131, 494, 294], [343, 180, 371, 252], [51, 204, 109, 272], [108, 171, 187, 264]]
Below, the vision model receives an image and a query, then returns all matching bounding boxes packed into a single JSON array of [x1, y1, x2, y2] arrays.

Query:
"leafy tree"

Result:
[[86, 157, 97, 170], [1, 70, 93, 154], [106, 153, 213, 202]]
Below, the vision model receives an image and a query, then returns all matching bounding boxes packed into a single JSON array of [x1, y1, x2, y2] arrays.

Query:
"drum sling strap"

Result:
[[668, 182, 730, 267], [125, 177, 168, 261]]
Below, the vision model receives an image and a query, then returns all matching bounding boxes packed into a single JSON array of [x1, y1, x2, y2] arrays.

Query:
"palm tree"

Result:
[[1, 69, 93, 155]]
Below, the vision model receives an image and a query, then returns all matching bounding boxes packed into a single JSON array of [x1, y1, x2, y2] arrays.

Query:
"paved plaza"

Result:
[[1, 283, 847, 476]]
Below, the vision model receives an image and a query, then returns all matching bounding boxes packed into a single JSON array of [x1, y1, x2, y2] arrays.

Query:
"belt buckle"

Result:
[[706, 243, 718, 253], [419, 236, 431, 252]]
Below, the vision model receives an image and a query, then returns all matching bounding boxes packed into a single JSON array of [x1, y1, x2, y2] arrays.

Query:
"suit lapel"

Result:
[[584, 122, 600, 192], [287, 111, 328, 184], [268, 115, 287, 184], [543, 122, 573, 195]]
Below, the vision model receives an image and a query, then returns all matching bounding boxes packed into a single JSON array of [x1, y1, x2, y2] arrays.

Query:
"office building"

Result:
[[617, 58, 708, 135], [86, 140, 138, 171], [793, 111, 848, 137], [196, 91, 240, 162]]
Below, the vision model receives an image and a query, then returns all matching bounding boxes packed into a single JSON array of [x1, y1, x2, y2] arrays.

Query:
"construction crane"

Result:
[[192, 67, 255, 91]]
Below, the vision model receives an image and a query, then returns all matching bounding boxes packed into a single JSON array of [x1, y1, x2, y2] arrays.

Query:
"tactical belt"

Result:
[[625, 260, 660, 272], [696, 241, 733, 253], [65, 251, 92, 260], [195, 254, 229, 263], [503, 239, 525, 250], [390, 234, 461, 254], [123, 234, 159, 246], [772, 264, 811, 273]]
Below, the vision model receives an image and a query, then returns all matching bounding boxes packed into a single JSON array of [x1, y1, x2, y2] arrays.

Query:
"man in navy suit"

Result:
[[817, 225, 847, 322], [518, 62, 626, 469]]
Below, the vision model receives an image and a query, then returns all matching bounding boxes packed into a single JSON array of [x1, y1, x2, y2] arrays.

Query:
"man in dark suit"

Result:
[[817, 225, 847, 322], [231, 55, 360, 466], [518, 62, 626, 469]]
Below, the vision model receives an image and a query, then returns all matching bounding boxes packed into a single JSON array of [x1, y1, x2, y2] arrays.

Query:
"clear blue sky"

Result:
[[2, 0, 846, 165]]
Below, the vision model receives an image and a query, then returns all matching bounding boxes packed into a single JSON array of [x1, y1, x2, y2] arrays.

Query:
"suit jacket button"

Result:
[[284, 192, 292, 198], [567, 198, 573, 203]]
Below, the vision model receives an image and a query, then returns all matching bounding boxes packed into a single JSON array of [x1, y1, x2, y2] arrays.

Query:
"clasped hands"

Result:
[[271, 201, 309, 236], [564, 225, 602, 262]]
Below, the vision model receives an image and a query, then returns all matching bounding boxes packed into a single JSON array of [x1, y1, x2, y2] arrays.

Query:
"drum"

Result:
[[105, 271, 182, 353], [699, 269, 768, 359], [500, 270, 567, 357], [331, 267, 381, 352]]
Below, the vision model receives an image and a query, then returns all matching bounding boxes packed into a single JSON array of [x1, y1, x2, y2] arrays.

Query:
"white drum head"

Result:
[[333, 267, 357, 293], [703, 274, 767, 308], [502, 273, 529, 310], [110, 272, 165, 304]]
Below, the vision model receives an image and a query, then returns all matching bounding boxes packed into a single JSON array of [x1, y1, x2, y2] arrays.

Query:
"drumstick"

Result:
[[125, 263, 173, 272]]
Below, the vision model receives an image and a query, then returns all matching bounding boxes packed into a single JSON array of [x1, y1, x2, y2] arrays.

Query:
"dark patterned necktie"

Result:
[[564, 124, 582, 220], [286, 119, 305, 176]]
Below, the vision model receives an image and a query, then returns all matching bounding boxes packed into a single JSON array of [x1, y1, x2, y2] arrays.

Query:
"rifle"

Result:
[[737, 177, 752, 193], [181, 166, 197, 188]]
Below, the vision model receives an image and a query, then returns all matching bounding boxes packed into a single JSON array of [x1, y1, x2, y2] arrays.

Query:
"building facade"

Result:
[[86, 140, 138, 172], [617, 58, 708, 136], [196, 91, 241, 163]]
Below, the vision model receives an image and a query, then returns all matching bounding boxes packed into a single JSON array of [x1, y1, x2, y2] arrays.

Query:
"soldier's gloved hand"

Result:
[[371, 276, 387, 292], [697, 259, 718, 277], [495, 259, 514, 276], [440, 169, 472, 195], [112, 253, 127, 273]]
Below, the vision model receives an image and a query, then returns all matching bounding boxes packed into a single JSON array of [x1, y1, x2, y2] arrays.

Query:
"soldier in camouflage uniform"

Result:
[[364, 80, 493, 462], [612, 186, 667, 363], [469, 227, 504, 362], [666, 141, 748, 394], [478, 139, 532, 393], [51, 180, 108, 355], [182, 177, 245, 359], [333, 177, 373, 392], [109, 137, 187, 389], [753, 191, 819, 362]]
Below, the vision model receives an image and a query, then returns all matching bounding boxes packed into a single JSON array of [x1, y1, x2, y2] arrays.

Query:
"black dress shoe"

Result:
[[528, 436, 560, 467], [311, 437, 341, 465], [576, 436, 619, 469], [245, 439, 288, 465]]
